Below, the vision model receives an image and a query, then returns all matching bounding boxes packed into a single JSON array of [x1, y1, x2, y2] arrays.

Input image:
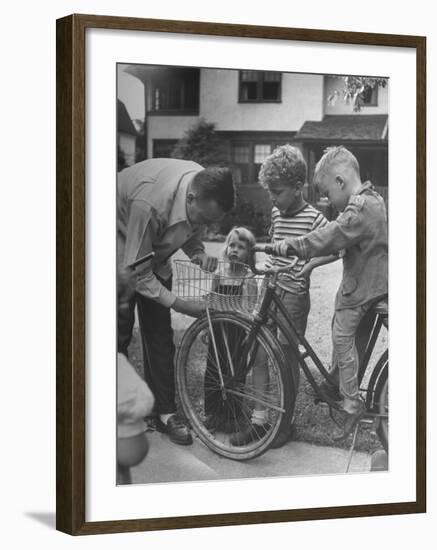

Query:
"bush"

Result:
[[219, 196, 270, 238], [171, 118, 229, 167], [171, 118, 271, 239]]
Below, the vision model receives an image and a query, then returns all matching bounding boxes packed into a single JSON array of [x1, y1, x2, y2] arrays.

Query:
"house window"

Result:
[[232, 144, 250, 185], [254, 144, 272, 180], [232, 142, 287, 185], [151, 68, 199, 113], [239, 71, 281, 102]]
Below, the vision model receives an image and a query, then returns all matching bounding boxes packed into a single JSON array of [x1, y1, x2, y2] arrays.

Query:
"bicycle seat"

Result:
[[372, 298, 388, 315], [372, 297, 388, 327]]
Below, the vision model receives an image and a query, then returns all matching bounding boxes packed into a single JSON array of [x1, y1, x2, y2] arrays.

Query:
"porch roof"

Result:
[[118, 99, 137, 136], [295, 115, 388, 142]]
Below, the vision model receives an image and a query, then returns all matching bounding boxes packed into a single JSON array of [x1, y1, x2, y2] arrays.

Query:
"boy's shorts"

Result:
[[117, 353, 154, 438]]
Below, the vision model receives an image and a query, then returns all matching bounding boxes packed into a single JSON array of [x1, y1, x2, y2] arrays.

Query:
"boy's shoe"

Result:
[[155, 414, 193, 446], [333, 399, 366, 442], [230, 423, 270, 446], [308, 381, 342, 403]]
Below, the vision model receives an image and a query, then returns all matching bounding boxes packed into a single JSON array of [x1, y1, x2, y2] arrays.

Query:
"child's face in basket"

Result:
[[226, 236, 249, 263]]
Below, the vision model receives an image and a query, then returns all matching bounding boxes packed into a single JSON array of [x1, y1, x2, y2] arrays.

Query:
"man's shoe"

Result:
[[333, 400, 366, 442], [155, 414, 193, 446], [230, 423, 270, 446]]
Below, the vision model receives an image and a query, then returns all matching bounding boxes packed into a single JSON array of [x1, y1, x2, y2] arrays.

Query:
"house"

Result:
[[117, 99, 137, 168], [122, 65, 388, 212]]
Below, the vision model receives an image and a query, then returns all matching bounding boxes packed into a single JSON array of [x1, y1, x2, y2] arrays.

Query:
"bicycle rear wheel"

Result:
[[374, 365, 388, 452], [176, 312, 295, 460], [367, 351, 388, 452]]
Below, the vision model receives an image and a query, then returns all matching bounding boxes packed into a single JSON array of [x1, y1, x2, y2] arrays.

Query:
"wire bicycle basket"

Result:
[[174, 260, 265, 315]]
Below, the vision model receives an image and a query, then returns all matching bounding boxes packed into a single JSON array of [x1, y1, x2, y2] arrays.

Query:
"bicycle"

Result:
[[174, 254, 388, 461]]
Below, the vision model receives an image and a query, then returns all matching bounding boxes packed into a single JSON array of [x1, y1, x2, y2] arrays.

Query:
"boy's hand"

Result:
[[172, 298, 206, 317], [253, 242, 295, 257], [297, 263, 313, 279], [191, 251, 218, 272], [253, 243, 270, 254]]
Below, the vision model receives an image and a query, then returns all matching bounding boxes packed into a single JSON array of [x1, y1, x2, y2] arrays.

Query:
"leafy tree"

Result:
[[218, 196, 270, 238], [172, 118, 271, 237], [327, 76, 388, 112], [171, 118, 229, 167]]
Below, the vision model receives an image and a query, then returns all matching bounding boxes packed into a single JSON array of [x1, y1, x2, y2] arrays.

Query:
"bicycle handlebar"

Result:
[[247, 248, 299, 276], [254, 244, 275, 256]]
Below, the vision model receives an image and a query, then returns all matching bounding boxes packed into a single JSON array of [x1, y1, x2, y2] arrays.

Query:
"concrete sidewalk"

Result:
[[131, 430, 371, 485]]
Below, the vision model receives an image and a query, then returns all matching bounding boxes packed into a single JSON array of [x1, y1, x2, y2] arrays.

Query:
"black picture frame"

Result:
[[56, 13, 426, 535]]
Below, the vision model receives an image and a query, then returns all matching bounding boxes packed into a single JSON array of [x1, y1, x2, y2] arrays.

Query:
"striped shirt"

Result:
[[266, 203, 328, 294]]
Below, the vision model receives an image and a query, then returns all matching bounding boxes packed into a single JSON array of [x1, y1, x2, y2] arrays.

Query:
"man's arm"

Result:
[[181, 234, 205, 259], [123, 202, 177, 307], [122, 202, 205, 316], [183, 234, 218, 272]]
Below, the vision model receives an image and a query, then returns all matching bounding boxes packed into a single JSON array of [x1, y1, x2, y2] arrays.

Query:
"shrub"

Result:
[[171, 118, 229, 167], [219, 196, 270, 238]]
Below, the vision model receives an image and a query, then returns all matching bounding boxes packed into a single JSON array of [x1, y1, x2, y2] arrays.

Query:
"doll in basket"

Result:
[[204, 227, 259, 431]]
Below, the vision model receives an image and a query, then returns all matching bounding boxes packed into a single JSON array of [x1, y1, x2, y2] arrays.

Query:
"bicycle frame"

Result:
[[219, 271, 387, 413]]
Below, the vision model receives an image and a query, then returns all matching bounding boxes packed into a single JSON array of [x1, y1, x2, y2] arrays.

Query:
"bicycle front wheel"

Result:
[[176, 313, 295, 460]]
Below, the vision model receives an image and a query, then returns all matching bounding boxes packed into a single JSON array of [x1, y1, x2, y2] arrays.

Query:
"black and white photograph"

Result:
[[3, 0, 434, 542], [116, 64, 389, 486]]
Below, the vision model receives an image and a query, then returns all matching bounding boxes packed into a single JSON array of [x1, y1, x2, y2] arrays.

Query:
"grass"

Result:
[[128, 243, 388, 454]]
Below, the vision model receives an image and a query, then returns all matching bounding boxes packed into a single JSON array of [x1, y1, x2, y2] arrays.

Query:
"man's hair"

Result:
[[258, 144, 307, 189], [314, 146, 360, 185], [192, 167, 235, 212]]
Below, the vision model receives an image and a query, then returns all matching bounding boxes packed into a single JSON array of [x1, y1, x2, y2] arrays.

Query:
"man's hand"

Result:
[[118, 265, 137, 302], [172, 298, 206, 317], [191, 251, 218, 272]]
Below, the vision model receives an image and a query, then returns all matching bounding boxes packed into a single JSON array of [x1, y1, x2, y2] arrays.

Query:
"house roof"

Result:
[[117, 99, 137, 136], [295, 115, 388, 142]]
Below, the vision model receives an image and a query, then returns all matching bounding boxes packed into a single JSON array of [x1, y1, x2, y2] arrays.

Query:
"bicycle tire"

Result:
[[374, 362, 388, 452], [366, 351, 388, 452], [176, 312, 296, 460]]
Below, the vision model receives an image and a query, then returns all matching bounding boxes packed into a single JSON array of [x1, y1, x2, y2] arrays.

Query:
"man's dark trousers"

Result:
[[136, 276, 176, 415]]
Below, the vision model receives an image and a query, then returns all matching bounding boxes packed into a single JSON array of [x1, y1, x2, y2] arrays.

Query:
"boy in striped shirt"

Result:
[[231, 145, 338, 448]]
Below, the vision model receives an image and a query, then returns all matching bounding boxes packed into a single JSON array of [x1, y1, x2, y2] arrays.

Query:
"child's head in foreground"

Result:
[[258, 144, 307, 215], [314, 146, 362, 212], [223, 226, 256, 265]]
